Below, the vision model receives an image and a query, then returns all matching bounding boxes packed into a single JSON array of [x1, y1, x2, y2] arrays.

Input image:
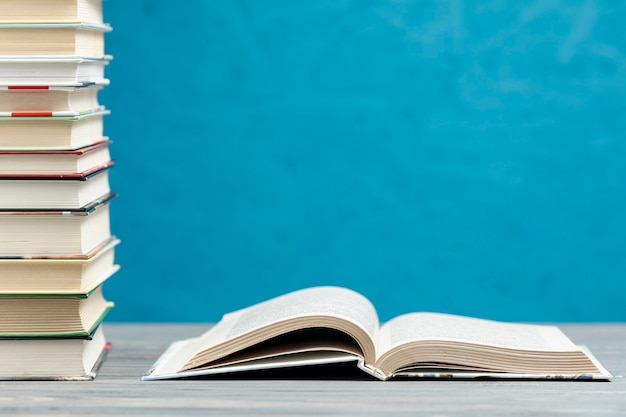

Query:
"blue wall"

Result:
[[101, 0, 626, 323]]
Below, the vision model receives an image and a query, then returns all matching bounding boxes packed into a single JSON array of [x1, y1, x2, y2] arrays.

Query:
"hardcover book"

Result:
[[0, 140, 111, 175], [0, 165, 113, 209], [143, 286, 612, 381], [0, 325, 109, 380], [0, 0, 104, 25], [0, 194, 114, 257], [0, 56, 110, 86], [0, 237, 120, 294], [0, 84, 103, 114], [0, 23, 111, 57], [0, 285, 113, 337], [0, 108, 108, 150]]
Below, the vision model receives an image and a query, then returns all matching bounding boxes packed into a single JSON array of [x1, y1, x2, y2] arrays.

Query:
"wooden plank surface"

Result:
[[0, 323, 624, 416]]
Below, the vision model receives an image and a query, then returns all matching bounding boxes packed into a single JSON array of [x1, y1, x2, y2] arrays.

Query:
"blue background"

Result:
[[101, 0, 626, 323]]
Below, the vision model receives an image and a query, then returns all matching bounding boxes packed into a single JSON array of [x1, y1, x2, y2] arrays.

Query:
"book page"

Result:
[[377, 312, 579, 358], [196, 286, 379, 353], [150, 287, 380, 376]]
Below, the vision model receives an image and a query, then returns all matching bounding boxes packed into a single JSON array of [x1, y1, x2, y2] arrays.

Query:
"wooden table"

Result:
[[1, 323, 625, 416]]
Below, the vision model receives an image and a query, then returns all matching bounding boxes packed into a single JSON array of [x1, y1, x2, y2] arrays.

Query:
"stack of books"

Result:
[[0, 0, 118, 380]]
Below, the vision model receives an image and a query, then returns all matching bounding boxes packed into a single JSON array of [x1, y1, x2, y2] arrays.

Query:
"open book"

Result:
[[143, 286, 612, 381]]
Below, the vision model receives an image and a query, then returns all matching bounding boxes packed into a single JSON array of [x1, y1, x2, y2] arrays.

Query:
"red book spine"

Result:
[[11, 111, 54, 117], [7, 86, 50, 90]]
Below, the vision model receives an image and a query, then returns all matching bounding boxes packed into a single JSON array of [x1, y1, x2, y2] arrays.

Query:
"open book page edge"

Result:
[[579, 345, 613, 379], [142, 346, 362, 381], [392, 371, 611, 380], [390, 345, 612, 380]]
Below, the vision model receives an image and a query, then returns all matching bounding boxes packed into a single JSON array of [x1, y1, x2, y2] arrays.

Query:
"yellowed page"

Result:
[[377, 312, 578, 359], [152, 287, 380, 375], [212, 286, 379, 343]]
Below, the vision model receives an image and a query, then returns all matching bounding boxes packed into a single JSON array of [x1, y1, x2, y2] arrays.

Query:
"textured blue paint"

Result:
[[100, 1, 626, 322]]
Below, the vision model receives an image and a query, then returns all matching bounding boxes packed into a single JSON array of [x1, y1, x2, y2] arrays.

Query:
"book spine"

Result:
[[1, 86, 49, 90], [356, 359, 387, 381]]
